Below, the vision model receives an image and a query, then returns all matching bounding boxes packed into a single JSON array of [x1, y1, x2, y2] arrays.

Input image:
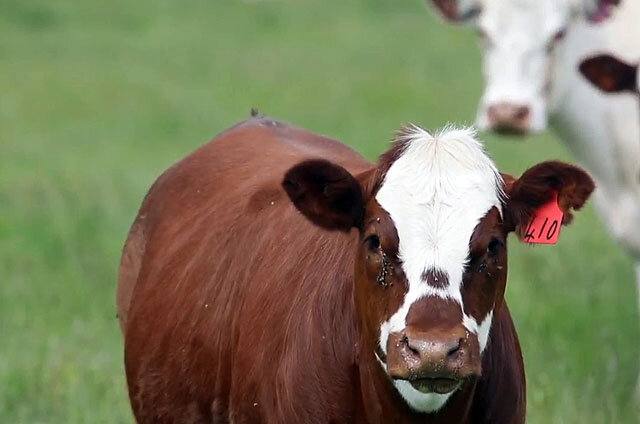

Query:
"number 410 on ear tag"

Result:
[[524, 192, 563, 245]]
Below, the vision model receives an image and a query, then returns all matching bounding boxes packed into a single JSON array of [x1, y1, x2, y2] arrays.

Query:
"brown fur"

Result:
[[116, 217, 146, 332], [421, 269, 449, 289], [579, 54, 638, 94], [504, 160, 595, 238], [119, 117, 592, 423]]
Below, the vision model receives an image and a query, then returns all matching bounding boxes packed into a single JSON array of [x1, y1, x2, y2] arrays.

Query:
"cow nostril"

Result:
[[515, 106, 530, 121], [446, 338, 463, 358], [400, 335, 424, 358], [402, 334, 421, 356], [486, 103, 530, 130]]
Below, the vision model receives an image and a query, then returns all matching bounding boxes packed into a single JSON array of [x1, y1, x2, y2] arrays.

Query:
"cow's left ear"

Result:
[[579, 54, 638, 94], [283, 159, 365, 232], [503, 161, 595, 238]]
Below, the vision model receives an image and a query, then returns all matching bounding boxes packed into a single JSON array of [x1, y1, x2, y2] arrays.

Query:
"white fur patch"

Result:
[[394, 380, 454, 413], [375, 125, 502, 412]]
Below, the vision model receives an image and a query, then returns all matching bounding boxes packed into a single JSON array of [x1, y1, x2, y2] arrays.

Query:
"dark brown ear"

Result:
[[282, 159, 364, 232], [500, 172, 516, 193], [579, 54, 637, 93], [504, 161, 595, 238], [426, 0, 481, 22], [585, 0, 622, 23]]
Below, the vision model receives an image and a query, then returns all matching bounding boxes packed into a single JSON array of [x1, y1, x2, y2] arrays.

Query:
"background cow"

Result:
[[426, 0, 640, 364], [118, 116, 593, 423], [578, 52, 640, 301]]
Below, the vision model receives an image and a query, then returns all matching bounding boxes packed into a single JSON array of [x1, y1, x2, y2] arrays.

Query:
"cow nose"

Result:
[[385, 327, 481, 393], [486, 102, 530, 133], [399, 334, 464, 381], [406, 335, 462, 365]]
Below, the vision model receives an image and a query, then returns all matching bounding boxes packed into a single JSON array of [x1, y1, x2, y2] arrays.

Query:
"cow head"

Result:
[[426, 0, 621, 134], [579, 54, 639, 94], [283, 125, 594, 413]]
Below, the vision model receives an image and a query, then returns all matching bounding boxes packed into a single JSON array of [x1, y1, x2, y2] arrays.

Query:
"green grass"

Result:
[[1, 0, 638, 422]]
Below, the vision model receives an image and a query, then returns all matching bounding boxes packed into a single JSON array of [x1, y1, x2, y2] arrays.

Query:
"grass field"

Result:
[[1, 0, 638, 422]]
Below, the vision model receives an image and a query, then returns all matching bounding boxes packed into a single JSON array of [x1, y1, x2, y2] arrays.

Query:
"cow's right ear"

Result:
[[503, 161, 595, 239], [283, 159, 364, 232], [426, 0, 481, 22], [579, 54, 638, 94]]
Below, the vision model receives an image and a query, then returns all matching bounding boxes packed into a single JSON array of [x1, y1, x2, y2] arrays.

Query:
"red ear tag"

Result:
[[524, 192, 563, 245]]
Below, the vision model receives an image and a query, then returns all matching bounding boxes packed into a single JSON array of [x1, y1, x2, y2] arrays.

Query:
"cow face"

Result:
[[426, 0, 621, 134], [283, 125, 594, 413]]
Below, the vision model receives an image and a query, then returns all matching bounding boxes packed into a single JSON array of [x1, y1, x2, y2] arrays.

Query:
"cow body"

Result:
[[119, 117, 592, 423]]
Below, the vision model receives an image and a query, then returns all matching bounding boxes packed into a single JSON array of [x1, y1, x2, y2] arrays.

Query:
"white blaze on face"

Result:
[[376, 125, 503, 413], [475, 0, 576, 132]]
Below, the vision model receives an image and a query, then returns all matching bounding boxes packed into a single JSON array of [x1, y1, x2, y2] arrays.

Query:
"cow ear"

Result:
[[579, 54, 638, 93], [426, 0, 481, 22], [585, 0, 621, 23], [500, 172, 516, 193], [283, 159, 365, 232], [503, 161, 595, 239]]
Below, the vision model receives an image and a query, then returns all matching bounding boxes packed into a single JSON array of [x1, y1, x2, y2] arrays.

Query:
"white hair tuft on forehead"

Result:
[[389, 123, 505, 204]]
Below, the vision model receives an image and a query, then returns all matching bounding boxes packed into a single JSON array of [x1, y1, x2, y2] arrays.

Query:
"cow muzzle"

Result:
[[385, 327, 481, 394], [486, 102, 531, 134]]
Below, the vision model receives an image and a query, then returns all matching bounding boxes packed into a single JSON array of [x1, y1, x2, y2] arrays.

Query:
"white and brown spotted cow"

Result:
[[117, 116, 593, 423]]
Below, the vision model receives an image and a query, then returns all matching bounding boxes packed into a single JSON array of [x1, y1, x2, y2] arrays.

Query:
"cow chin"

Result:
[[393, 380, 457, 413], [382, 329, 482, 413]]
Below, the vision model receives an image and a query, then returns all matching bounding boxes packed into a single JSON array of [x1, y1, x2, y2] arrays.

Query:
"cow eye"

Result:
[[553, 28, 567, 42], [487, 237, 503, 256], [366, 234, 381, 251], [547, 28, 567, 52]]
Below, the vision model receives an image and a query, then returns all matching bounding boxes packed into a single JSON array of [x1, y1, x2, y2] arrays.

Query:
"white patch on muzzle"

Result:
[[375, 125, 503, 412]]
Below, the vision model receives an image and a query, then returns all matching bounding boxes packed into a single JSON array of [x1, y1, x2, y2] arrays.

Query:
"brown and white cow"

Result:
[[117, 116, 594, 423]]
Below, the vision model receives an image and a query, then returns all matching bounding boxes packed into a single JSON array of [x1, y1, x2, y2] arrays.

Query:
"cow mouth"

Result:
[[491, 124, 528, 136], [406, 377, 461, 394]]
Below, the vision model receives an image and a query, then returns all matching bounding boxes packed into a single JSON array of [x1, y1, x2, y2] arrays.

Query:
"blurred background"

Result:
[[1, 0, 638, 422]]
